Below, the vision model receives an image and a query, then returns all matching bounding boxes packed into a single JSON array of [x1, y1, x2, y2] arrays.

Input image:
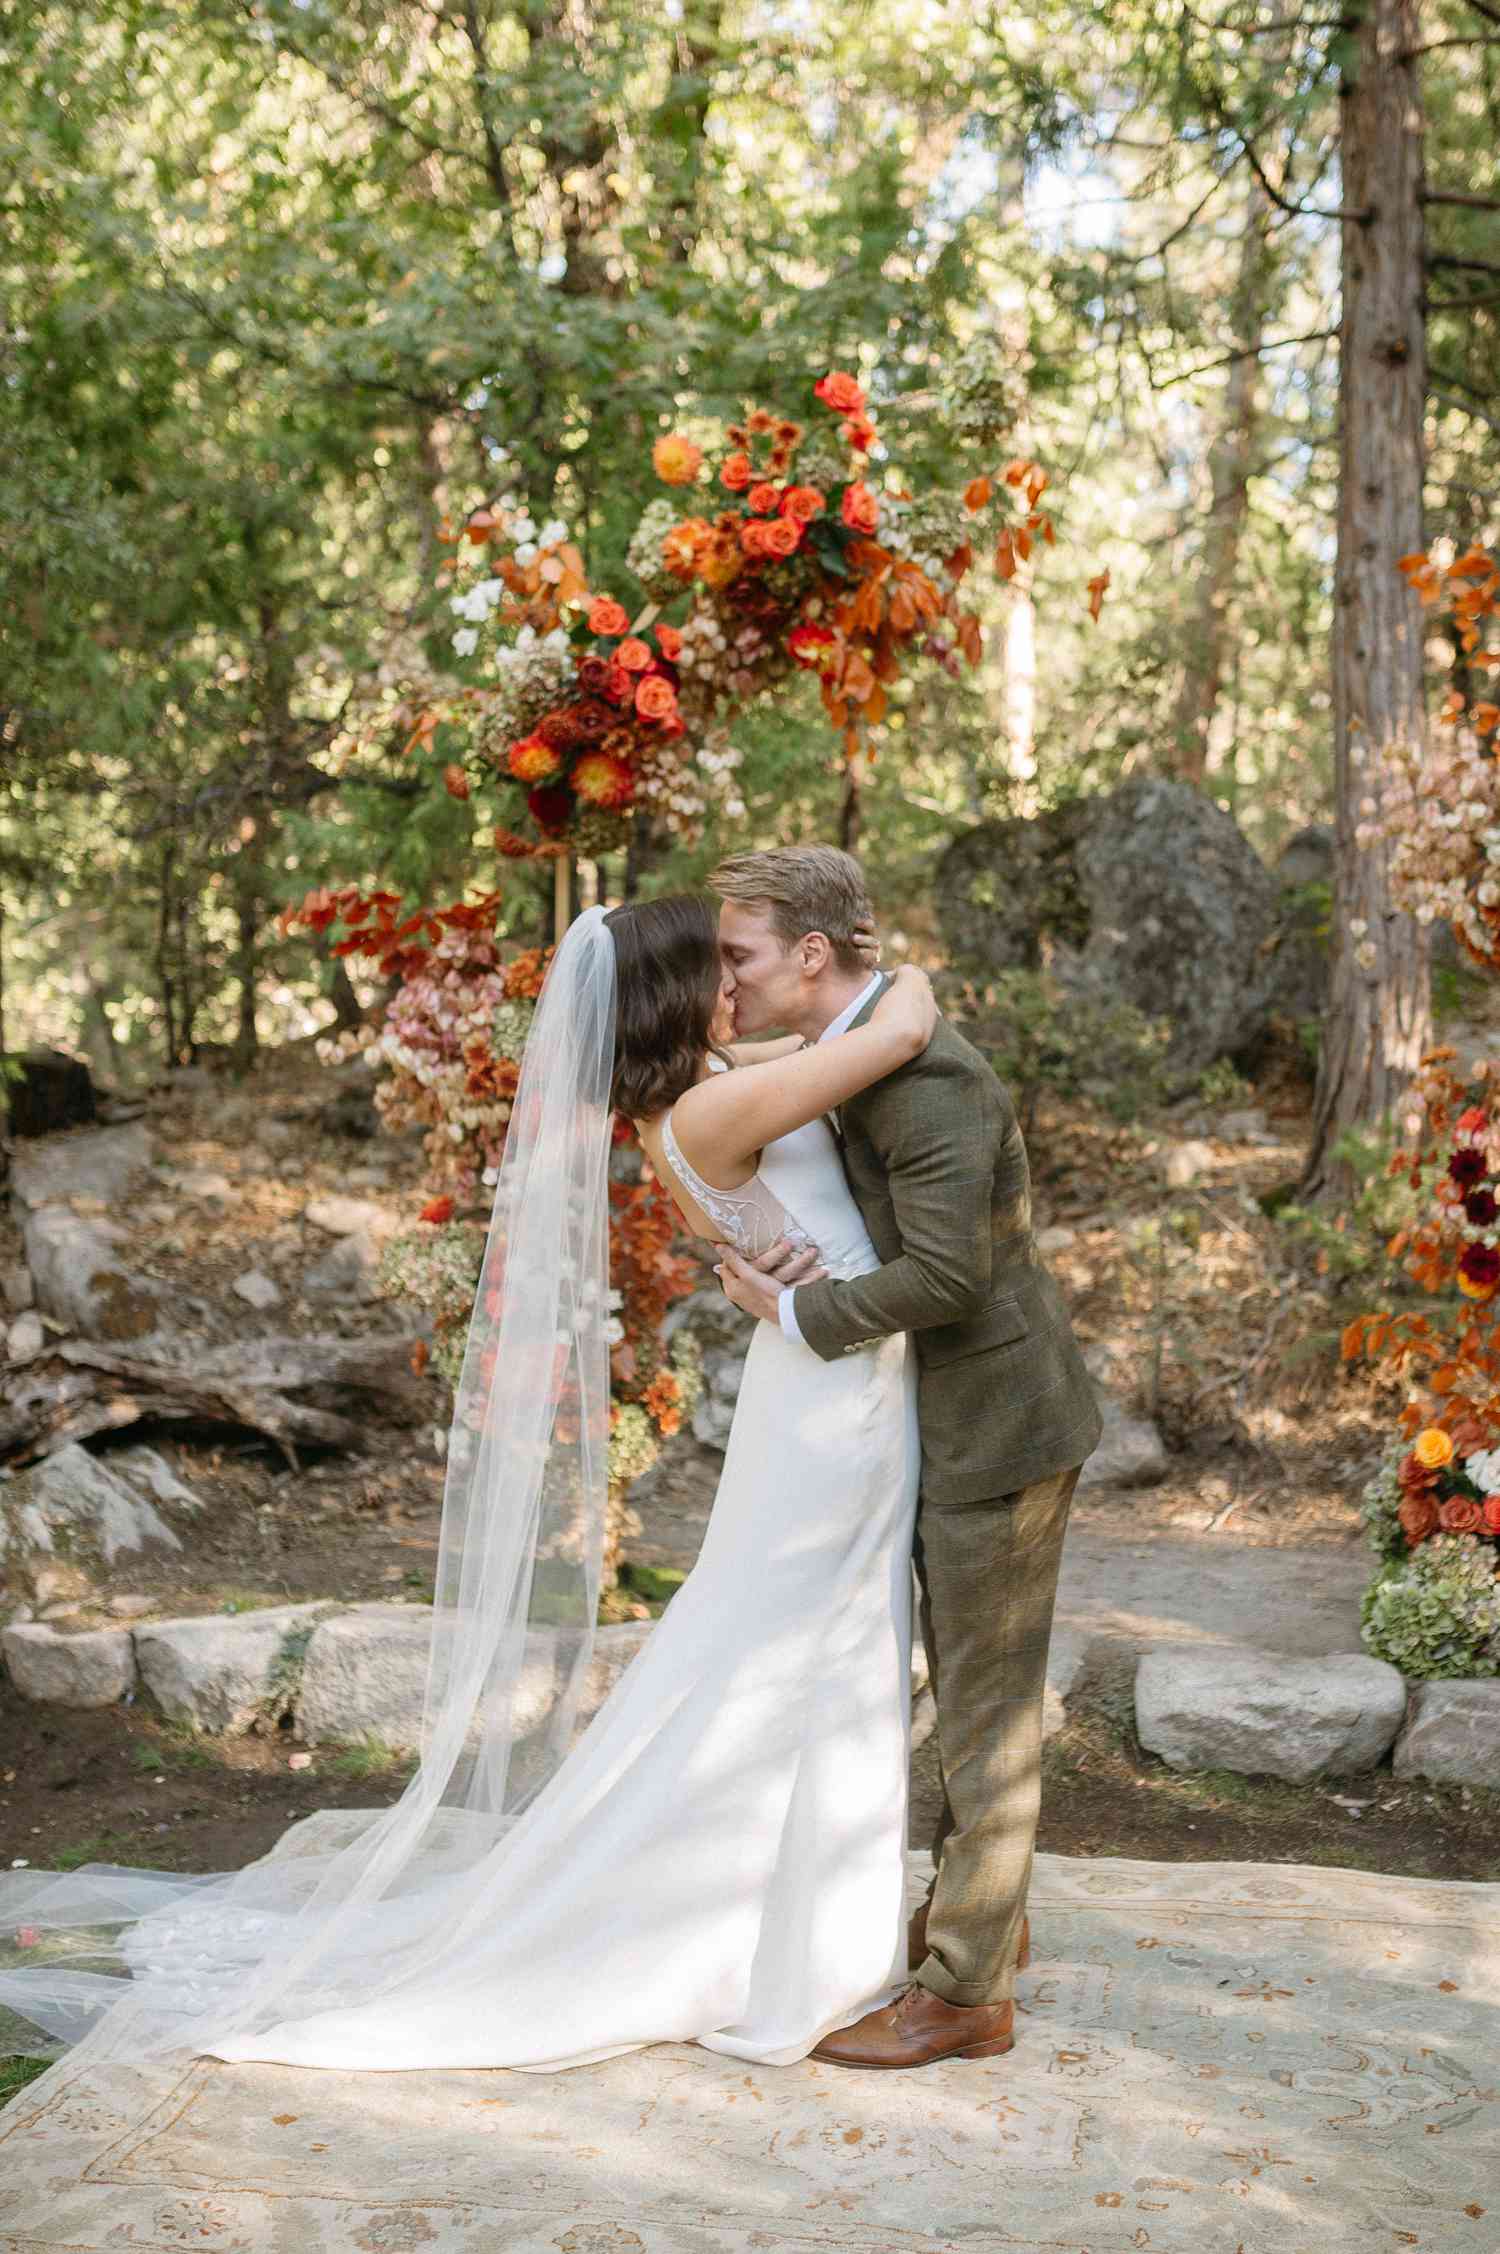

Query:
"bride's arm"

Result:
[[721, 1033, 804, 1066], [671, 968, 937, 1175]]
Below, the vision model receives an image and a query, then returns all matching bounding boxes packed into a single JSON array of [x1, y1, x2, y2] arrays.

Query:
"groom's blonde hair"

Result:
[[708, 845, 873, 973]]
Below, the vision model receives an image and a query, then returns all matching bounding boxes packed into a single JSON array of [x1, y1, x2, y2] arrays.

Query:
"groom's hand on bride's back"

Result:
[[715, 1239, 827, 1322]]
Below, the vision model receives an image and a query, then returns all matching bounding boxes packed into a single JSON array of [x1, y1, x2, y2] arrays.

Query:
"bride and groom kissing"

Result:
[[0, 843, 1102, 2084]]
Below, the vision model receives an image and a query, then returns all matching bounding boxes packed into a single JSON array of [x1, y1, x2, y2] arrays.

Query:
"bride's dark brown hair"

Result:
[[604, 894, 734, 1121]]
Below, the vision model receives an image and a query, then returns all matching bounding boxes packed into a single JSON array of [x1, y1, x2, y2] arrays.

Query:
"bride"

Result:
[[0, 892, 935, 2076]]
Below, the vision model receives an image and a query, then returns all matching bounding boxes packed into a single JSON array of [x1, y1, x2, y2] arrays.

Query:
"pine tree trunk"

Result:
[[1301, 0, 1431, 1199], [1167, 182, 1274, 786]]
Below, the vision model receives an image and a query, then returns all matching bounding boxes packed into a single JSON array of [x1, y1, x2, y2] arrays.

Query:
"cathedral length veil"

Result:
[[0, 904, 620, 2068]]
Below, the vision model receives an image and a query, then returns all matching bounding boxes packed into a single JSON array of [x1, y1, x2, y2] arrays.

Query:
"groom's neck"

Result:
[[794, 966, 876, 1043]]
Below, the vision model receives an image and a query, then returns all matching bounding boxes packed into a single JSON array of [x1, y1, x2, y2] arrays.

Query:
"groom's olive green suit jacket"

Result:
[[790, 975, 1103, 1506]]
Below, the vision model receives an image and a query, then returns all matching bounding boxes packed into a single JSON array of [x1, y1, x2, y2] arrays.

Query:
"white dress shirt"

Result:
[[778, 969, 885, 1346]]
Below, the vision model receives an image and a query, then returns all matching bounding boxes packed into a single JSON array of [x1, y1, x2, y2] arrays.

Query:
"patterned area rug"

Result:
[[2, 1843, 1496, 2254]]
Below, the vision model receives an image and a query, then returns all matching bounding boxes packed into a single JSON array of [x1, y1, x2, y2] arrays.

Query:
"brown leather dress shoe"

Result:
[[811, 1982, 1015, 2069], [907, 1900, 1030, 1973]]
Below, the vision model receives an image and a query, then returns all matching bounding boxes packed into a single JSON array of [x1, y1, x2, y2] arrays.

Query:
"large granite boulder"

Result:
[[1392, 1678, 1500, 1787], [2, 1621, 136, 1706], [938, 776, 1281, 1084], [1134, 1646, 1407, 1781], [0, 1442, 200, 1621], [135, 1602, 332, 1732], [295, 1602, 435, 1748]]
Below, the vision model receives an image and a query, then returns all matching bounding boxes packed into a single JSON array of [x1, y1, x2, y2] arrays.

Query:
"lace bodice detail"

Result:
[[659, 1107, 814, 1261]]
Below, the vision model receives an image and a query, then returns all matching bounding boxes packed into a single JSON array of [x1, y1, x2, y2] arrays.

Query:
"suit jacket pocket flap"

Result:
[[920, 1290, 1029, 1368]]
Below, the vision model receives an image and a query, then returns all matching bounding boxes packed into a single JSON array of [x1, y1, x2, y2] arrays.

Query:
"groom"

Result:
[[710, 843, 1102, 2070]]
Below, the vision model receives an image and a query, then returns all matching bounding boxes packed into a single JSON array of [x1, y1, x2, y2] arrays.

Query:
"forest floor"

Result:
[[4, 1012, 1495, 1939]]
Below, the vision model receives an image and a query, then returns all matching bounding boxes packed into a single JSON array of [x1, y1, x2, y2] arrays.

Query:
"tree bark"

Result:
[[1302, 0, 1431, 1198], [1167, 181, 1275, 785]]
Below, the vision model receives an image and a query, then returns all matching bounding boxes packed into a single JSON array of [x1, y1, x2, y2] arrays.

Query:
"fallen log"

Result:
[[0, 1333, 428, 1470]]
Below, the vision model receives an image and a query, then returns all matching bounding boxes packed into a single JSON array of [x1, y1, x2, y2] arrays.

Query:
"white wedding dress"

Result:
[[201, 1085, 922, 2074]]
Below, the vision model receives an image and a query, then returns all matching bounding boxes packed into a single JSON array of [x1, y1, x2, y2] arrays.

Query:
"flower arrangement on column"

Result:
[[282, 886, 703, 1599]]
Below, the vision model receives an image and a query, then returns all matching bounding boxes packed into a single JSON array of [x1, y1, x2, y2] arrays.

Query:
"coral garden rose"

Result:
[[1457, 1105, 1490, 1134], [654, 623, 683, 660], [1398, 1492, 1441, 1545], [1413, 1427, 1455, 1469], [587, 597, 630, 636], [747, 482, 781, 515], [1448, 1146, 1488, 1188], [635, 674, 679, 722], [840, 481, 880, 534], [780, 484, 826, 523], [1482, 1495, 1500, 1535], [815, 370, 867, 415], [720, 452, 753, 492], [615, 638, 654, 672], [1438, 1495, 1485, 1534], [652, 433, 704, 486], [841, 416, 876, 452], [761, 516, 801, 557], [508, 736, 563, 783], [602, 663, 633, 703], [419, 1195, 455, 1224]]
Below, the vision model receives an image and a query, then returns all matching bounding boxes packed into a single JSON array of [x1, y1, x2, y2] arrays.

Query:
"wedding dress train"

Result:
[[199, 1093, 922, 2073]]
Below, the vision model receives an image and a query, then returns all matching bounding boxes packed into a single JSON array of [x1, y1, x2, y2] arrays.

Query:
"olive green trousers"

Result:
[[909, 1460, 1081, 2007]]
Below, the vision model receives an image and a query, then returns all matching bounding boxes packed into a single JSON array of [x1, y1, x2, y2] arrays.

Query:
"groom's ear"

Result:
[[797, 930, 834, 976]]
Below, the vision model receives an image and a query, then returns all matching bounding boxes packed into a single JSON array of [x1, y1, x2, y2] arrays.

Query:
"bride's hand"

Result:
[[872, 963, 937, 1051], [851, 918, 882, 971]]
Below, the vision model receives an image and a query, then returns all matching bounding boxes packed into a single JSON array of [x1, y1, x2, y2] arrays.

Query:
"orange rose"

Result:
[[780, 484, 826, 523], [1439, 1495, 1485, 1534], [654, 623, 683, 660], [841, 416, 876, 452], [840, 481, 880, 534], [1414, 1427, 1455, 1469], [419, 1196, 455, 1225], [720, 452, 753, 492], [1398, 1492, 1440, 1546], [615, 637, 654, 672], [508, 736, 563, 782], [587, 597, 630, 636], [1482, 1495, 1500, 1535], [635, 674, 679, 722], [747, 482, 781, 515], [739, 518, 775, 557], [761, 516, 801, 557], [652, 433, 703, 486], [815, 369, 866, 415]]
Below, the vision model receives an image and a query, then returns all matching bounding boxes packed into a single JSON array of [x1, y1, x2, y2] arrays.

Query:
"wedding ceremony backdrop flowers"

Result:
[[1343, 1050, 1500, 1677], [280, 884, 702, 1598], [397, 361, 1077, 861]]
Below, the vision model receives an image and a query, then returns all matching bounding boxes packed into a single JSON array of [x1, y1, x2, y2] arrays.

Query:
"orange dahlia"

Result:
[[571, 752, 636, 809], [508, 736, 563, 783], [652, 433, 704, 486], [662, 518, 712, 578]]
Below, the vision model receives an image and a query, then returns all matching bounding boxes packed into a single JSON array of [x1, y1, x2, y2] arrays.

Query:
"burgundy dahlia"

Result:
[[1458, 1241, 1500, 1289], [537, 709, 583, 752], [1465, 1188, 1499, 1227], [1449, 1146, 1489, 1189]]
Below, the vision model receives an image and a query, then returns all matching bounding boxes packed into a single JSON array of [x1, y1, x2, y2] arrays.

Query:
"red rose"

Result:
[[840, 481, 880, 534], [1398, 1493, 1440, 1546], [576, 653, 612, 695], [602, 663, 633, 702], [814, 369, 867, 415], [527, 784, 574, 834], [841, 415, 876, 452], [419, 1195, 455, 1225]]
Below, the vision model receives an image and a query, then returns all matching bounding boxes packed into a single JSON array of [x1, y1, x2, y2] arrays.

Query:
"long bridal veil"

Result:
[[0, 904, 619, 2067]]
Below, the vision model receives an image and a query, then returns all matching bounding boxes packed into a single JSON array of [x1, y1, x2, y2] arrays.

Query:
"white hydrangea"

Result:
[[451, 626, 479, 657]]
